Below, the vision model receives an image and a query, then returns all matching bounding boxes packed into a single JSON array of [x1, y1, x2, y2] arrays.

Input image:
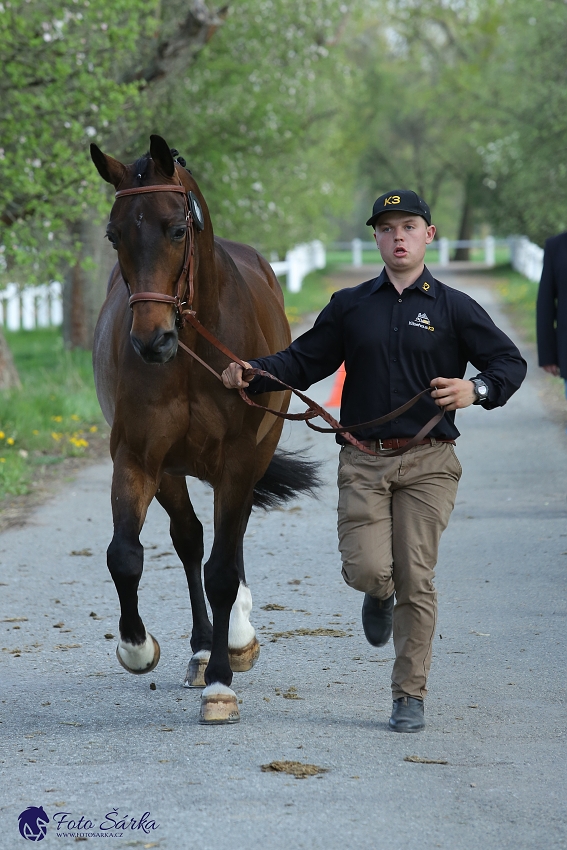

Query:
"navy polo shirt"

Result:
[[247, 266, 527, 442]]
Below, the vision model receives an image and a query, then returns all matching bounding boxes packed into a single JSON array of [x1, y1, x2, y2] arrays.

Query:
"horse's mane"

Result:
[[134, 153, 151, 180]]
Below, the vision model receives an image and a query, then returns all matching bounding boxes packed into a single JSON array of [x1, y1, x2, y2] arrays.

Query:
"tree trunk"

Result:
[[0, 327, 21, 390], [63, 218, 117, 349], [454, 177, 475, 261]]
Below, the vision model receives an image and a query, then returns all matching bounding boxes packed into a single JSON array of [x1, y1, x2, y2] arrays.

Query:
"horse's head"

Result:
[[91, 134, 211, 364]]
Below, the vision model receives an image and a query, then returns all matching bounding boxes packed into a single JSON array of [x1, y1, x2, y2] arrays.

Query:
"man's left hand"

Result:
[[430, 377, 476, 411]]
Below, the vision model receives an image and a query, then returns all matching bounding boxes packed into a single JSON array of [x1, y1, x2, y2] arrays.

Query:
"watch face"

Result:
[[478, 385, 488, 396], [188, 191, 204, 231]]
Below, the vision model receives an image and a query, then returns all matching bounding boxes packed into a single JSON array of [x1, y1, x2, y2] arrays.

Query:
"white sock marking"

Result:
[[191, 650, 211, 661], [117, 632, 155, 671], [228, 582, 256, 649], [202, 683, 236, 698]]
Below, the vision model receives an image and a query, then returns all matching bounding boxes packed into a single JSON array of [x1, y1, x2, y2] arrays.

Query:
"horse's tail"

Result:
[[252, 449, 321, 509]]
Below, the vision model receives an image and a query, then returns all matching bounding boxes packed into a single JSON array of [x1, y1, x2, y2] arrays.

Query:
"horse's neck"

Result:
[[192, 240, 220, 324]]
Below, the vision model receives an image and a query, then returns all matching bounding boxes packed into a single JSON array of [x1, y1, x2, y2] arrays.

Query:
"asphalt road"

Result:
[[1, 269, 566, 850]]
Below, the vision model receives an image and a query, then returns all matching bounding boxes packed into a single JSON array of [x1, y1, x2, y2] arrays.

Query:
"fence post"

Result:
[[6, 283, 20, 331], [484, 235, 495, 267], [312, 240, 326, 269], [286, 247, 303, 293], [22, 288, 36, 330], [438, 238, 449, 266], [50, 281, 63, 326], [352, 238, 362, 268]]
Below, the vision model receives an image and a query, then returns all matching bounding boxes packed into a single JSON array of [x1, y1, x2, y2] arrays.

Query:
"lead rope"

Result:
[[178, 310, 444, 458]]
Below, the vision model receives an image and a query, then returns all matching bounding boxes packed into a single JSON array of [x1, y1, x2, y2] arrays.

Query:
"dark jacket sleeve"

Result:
[[246, 293, 345, 395], [457, 295, 527, 410], [536, 237, 558, 368]]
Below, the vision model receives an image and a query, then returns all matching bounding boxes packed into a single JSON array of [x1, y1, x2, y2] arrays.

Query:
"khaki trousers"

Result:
[[337, 441, 461, 700]]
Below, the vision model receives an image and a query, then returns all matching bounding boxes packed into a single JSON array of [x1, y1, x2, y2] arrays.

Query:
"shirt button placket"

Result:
[[391, 294, 402, 419]]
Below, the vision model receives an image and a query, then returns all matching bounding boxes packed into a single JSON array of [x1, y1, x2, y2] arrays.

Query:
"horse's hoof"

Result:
[[184, 650, 211, 688], [199, 684, 240, 724], [229, 637, 260, 673], [116, 632, 160, 674]]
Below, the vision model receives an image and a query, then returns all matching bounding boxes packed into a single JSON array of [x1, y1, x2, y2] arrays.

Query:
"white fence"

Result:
[[270, 240, 326, 293], [509, 236, 544, 283], [338, 237, 501, 268], [0, 235, 542, 328], [0, 282, 63, 331]]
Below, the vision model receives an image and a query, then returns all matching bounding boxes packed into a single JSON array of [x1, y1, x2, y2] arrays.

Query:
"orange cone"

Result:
[[324, 363, 346, 407]]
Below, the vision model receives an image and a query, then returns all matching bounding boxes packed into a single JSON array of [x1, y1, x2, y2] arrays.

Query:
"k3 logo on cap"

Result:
[[384, 195, 401, 206]]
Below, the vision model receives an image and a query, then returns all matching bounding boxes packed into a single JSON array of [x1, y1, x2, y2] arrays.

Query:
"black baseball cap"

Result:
[[366, 190, 431, 227]]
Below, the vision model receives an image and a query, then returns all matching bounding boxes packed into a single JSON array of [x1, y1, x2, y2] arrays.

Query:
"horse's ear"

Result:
[[150, 135, 175, 178], [90, 144, 126, 186]]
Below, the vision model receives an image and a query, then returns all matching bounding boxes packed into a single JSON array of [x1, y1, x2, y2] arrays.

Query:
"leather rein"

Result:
[[114, 182, 445, 458]]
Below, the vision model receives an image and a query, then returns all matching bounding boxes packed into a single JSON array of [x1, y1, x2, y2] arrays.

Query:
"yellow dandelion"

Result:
[[51, 415, 63, 423], [69, 437, 88, 448], [51, 432, 62, 442], [0, 431, 5, 439], [89, 426, 98, 433], [6, 437, 14, 446], [70, 414, 80, 421], [0, 458, 5, 463], [32, 430, 39, 435]]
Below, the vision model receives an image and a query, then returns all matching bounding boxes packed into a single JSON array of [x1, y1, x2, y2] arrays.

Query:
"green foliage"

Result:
[[149, 0, 358, 255], [343, 0, 505, 238], [481, 264, 538, 344], [0, 328, 104, 500], [0, 0, 157, 280], [475, 1, 567, 245]]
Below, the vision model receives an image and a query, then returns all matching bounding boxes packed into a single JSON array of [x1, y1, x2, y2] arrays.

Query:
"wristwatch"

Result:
[[470, 377, 489, 404]]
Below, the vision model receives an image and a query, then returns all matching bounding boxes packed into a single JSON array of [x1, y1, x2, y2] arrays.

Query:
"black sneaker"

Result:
[[361, 592, 394, 647], [389, 696, 425, 732]]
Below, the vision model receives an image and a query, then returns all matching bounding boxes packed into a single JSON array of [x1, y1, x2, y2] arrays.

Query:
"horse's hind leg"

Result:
[[228, 536, 260, 674], [107, 448, 160, 674], [154, 473, 213, 688]]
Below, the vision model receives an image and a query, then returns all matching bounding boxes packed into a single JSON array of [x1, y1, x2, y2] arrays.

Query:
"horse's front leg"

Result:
[[154, 473, 213, 688], [107, 447, 160, 675], [200, 458, 256, 724]]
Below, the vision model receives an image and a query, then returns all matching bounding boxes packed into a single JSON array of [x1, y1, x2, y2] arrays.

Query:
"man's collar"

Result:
[[371, 265, 436, 298]]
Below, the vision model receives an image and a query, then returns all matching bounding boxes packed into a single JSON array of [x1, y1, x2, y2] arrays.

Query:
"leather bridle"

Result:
[[114, 182, 195, 325], [113, 181, 445, 458]]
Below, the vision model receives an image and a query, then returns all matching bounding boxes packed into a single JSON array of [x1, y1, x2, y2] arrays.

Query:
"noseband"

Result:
[[114, 183, 195, 327]]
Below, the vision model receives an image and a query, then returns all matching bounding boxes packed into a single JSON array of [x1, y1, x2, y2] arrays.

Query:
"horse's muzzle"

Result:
[[130, 329, 178, 364]]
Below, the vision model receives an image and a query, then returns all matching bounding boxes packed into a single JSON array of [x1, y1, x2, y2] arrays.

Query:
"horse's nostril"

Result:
[[154, 331, 176, 355], [130, 330, 177, 363], [130, 335, 144, 356]]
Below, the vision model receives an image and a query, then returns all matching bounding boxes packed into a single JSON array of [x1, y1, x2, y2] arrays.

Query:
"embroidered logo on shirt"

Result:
[[409, 311, 435, 331], [422, 282, 430, 291]]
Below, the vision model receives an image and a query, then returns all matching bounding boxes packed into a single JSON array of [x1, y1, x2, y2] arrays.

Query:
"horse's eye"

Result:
[[106, 232, 118, 249], [171, 227, 186, 241]]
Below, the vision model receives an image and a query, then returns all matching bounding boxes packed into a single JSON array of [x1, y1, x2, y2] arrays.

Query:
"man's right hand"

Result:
[[542, 364, 561, 377], [221, 361, 253, 389]]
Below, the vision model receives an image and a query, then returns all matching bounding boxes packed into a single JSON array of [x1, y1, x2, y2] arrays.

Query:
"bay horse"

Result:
[[90, 134, 317, 724]]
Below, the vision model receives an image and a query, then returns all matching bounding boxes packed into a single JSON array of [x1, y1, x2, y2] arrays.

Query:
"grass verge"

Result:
[[281, 261, 345, 325], [0, 328, 106, 502], [475, 263, 538, 344]]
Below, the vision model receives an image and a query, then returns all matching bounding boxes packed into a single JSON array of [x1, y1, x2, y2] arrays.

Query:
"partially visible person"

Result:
[[536, 231, 567, 390]]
